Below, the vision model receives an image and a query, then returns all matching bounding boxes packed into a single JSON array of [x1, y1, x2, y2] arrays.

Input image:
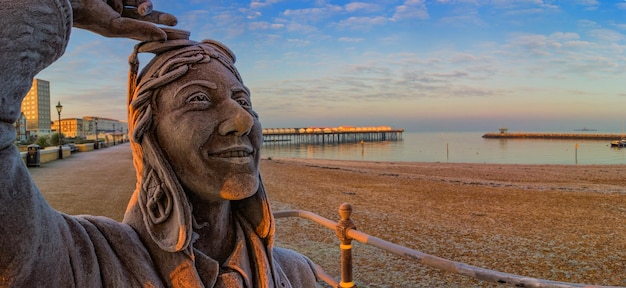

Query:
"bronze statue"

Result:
[[0, 1, 318, 287]]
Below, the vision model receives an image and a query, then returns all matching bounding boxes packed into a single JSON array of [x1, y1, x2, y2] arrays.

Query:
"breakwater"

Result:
[[483, 132, 624, 140], [262, 126, 404, 144]]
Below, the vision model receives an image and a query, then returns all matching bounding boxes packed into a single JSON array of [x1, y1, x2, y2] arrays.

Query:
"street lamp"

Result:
[[55, 101, 63, 159], [113, 123, 116, 145], [94, 117, 98, 149]]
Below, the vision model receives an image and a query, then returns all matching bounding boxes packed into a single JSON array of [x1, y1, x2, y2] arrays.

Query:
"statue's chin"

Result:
[[219, 176, 259, 201]]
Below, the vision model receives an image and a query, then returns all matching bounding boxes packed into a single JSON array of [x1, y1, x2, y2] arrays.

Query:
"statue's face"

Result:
[[154, 59, 262, 201]]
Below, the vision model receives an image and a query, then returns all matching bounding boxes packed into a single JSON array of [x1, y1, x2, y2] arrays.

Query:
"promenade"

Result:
[[28, 143, 135, 221]]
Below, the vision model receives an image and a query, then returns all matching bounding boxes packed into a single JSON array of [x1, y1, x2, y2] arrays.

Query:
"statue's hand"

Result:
[[70, 0, 177, 41]]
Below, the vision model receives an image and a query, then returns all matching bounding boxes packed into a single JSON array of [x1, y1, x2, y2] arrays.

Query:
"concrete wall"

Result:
[[20, 146, 71, 165], [76, 143, 95, 152]]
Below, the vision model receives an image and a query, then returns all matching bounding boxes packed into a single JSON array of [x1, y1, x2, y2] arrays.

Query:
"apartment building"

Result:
[[20, 79, 52, 137]]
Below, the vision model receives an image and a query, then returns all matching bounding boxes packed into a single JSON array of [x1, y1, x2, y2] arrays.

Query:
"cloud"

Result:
[[562, 40, 591, 48], [285, 22, 318, 34], [335, 16, 389, 30], [249, 49, 512, 124], [573, 0, 599, 6], [248, 21, 285, 30], [506, 33, 553, 56], [587, 29, 625, 42], [438, 14, 486, 27], [345, 2, 381, 13], [286, 38, 311, 46], [577, 19, 599, 28], [338, 37, 365, 42], [283, 5, 342, 22], [450, 53, 478, 63], [250, 0, 285, 9], [392, 0, 429, 21], [549, 32, 580, 41], [500, 29, 625, 81]]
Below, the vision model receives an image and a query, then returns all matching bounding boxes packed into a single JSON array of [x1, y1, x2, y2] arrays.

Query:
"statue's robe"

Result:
[[0, 0, 318, 286]]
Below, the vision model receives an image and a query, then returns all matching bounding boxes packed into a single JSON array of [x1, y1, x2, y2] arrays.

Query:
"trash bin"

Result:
[[27, 144, 40, 167]]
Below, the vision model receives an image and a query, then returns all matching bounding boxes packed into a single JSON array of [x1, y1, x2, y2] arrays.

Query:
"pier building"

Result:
[[262, 126, 404, 145]]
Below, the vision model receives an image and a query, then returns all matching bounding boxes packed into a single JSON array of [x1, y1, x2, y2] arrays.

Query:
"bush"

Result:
[[50, 132, 65, 146], [35, 136, 50, 148]]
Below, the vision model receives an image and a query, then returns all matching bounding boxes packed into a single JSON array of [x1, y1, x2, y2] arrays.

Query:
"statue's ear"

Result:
[[138, 137, 193, 252]]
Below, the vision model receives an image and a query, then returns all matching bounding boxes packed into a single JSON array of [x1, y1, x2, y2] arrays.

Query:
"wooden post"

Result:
[[336, 203, 357, 288]]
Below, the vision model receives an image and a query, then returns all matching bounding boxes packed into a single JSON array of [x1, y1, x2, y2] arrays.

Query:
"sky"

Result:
[[38, 0, 626, 132]]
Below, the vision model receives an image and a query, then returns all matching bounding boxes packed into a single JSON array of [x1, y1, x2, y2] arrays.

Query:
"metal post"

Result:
[[55, 101, 63, 159], [94, 118, 98, 149], [336, 203, 357, 288]]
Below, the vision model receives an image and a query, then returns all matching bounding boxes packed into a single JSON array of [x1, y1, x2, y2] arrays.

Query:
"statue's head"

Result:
[[126, 36, 272, 253]]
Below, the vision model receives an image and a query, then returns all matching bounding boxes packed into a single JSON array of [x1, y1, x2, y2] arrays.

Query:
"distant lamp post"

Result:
[[55, 101, 63, 159], [94, 117, 98, 149]]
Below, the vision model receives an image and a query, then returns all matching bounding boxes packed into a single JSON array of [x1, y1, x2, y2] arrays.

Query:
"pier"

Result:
[[483, 132, 624, 141], [262, 126, 404, 145]]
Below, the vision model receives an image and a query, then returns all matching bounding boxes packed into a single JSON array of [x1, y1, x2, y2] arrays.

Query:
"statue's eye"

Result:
[[187, 92, 210, 104], [236, 98, 251, 108]]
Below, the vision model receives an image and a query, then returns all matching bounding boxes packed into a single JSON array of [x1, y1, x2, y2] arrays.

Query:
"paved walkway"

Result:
[[28, 143, 136, 221]]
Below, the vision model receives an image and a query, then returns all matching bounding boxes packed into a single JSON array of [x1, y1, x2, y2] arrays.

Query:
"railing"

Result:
[[273, 203, 623, 288]]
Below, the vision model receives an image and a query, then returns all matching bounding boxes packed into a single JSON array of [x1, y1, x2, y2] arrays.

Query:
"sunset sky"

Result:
[[38, 0, 626, 132]]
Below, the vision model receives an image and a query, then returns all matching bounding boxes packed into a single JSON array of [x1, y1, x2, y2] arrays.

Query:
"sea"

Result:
[[260, 131, 626, 165]]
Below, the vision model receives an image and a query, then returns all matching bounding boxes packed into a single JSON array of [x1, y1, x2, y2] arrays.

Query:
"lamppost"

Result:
[[113, 123, 116, 145], [55, 101, 63, 159], [94, 117, 98, 149]]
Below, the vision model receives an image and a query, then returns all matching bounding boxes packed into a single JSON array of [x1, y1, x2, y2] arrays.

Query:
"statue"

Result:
[[0, 1, 318, 287]]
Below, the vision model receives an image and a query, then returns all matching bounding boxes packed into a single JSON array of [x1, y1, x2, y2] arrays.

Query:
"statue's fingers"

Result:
[[122, 0, 153, 16], [109, 17, 167, 41], [121, 8, 177, 26]]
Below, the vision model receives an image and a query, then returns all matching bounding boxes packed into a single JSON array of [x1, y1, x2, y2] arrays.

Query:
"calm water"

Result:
[[261, 132, 626, 165]]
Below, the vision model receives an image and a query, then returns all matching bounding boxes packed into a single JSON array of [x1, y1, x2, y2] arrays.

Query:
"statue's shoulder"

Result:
[[273, 247, 319, 288]]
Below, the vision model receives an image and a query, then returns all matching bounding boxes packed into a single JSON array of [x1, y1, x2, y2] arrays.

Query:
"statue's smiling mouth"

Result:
[[212, 150, 252, 158], [208, 147, 253, 158]]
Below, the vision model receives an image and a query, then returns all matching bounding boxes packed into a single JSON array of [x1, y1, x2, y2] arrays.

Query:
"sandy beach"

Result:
[[262, 158, 626, 287], [31, 146, 626, 287]]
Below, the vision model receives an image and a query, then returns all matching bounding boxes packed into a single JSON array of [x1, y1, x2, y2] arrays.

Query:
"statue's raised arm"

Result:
[[0, 0, 175, 286]]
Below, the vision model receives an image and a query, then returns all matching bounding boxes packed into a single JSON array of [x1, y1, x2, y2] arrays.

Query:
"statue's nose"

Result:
[[218, 103, 254, 136]]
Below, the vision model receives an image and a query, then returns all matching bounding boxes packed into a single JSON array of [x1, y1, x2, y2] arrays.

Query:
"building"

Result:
[[14, 112, 28, 142], [55, 116, 128, 143], [20, 79, 52, 137], [53, 118, 85, 138]]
